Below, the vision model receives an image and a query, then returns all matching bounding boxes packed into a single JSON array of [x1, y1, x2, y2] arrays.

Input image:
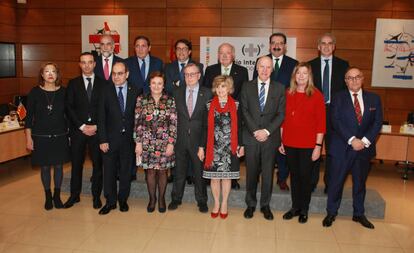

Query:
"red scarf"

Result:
[[204, 95, 238, 169]]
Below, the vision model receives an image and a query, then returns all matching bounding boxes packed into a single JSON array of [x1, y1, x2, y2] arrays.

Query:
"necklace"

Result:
[[43, 86, 56, 115]]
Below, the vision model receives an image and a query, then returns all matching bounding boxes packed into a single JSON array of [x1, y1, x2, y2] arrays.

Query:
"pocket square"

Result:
[[369, 107, 376, 111]]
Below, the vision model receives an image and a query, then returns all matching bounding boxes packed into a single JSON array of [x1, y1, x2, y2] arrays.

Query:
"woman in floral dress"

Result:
[[135, 71, 177, 213]]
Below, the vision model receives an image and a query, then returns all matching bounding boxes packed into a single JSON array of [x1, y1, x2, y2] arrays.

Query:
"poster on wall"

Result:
[[200, 37, 297, 80], [81, 15, 129, 59], [372, 18, 414, 88]]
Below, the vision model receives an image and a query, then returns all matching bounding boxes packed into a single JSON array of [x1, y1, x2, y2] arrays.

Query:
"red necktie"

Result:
[[104, 58, 110, 80], [353, 93, 362, 125]]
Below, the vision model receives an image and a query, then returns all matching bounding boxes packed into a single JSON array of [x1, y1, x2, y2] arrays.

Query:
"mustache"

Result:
[[272, 48, 281, 52]]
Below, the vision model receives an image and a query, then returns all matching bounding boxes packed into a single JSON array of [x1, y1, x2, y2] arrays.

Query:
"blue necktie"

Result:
[[259, 82, 266, 112], [322, 59, 330, 103], [140, 60, 146, 81], [179, 63, 185, 82], [118, 86, 124, 114]]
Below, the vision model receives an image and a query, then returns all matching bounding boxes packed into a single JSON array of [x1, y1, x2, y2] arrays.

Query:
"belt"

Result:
[[32, 132, 68, 138]]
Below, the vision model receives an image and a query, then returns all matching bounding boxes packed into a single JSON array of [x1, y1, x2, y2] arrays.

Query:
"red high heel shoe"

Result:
[[211, 211, 219, 218], [220, 212, 228, 219]]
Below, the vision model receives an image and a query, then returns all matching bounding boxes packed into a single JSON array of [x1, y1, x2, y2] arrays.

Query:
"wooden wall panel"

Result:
[[167, 0, 221, 8], [64, 26, 81, 44], [16, 9, 65, 26], [19, 0, 65, 9], [222, 9, 273, 28], [392, 11, 414, 19], [0, 79, 19, 97], [166, 9, 221, 27], [274, 0, 332, 10], [0, 5, 16, 25], [19, 26, 67, 44], [277, 28, 324, 48], [19, 78, 38, 95], [22, 45, 66, 61], [332, 10, 392, 30], [114, 0, 166, 8], [393, 0, 414, 11], [335, 49, 373, 70], [223, 0, 273, 8], [274, 9, 331, 29], [65, 0, 115, 9], [166, 27, 221, 45], [64, 9, 115, 26], [221, 28, 273, 37], [0, 24, 17, 42], [114, 9, 166, 27], [65, 45, 82, 62], [129, 27, 166, 46], [332, 0, 392, 10], [334, 30, 375, 50]]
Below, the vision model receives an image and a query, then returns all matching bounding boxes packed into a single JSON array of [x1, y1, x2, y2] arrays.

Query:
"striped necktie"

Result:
[[259, 82, 266, 112]]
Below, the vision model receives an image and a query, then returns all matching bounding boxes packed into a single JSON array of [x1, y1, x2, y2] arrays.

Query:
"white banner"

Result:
[[81, 15, 129, 59], [200, 36, 297, 79], [372, 18, 414, 88]]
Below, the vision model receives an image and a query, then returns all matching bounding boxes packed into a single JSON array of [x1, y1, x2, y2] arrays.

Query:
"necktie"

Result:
[[86, 77, 92, 101], [187, 89, 194, 117], [104, 58, 110, 80], [353, 93, 362, 125], [259, 82, 266, 112], [140, 60, 146, 81], [322, 59, 330, 103], [224, 67, 230, 76], [118, 86, 124, 114], [274, 58, 280, 76], [179, 63, 185, 82]]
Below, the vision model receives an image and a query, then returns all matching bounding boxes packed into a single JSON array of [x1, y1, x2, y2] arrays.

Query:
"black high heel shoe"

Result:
[[147, 198, 156, 213]]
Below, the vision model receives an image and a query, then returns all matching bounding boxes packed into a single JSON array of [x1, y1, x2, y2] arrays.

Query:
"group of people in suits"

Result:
[[24, 32, 383, 229]]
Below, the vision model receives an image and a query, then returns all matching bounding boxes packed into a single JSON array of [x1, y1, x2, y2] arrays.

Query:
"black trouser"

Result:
[[285, 146, 314, 214], [171, 142, 207, 205], [102, 135, 134, 205], [69, 131, 102, 198], [244, 141, 277, 208]]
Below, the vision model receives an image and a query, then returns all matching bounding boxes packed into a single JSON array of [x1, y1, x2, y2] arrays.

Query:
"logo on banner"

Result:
[[88, 22, 121, 55], [241, 43, 264, 57]]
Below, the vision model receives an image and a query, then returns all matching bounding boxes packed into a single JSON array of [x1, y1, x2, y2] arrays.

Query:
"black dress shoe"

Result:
[[93, 197, 102, 209], [260, 206, 274, 220], [167, 201, 181, 210], [244, 207, 255, 219], [352, 215, 375, 229], [322, 214, 336, 227], [119, 201, 129, 212], [283, 209, 300, 220], [98, 204, 116, 215], [298, 214, 308, 224], [231, 179, 240, 190], [63, 195, 80, 209], [198, 203, 208, 213]]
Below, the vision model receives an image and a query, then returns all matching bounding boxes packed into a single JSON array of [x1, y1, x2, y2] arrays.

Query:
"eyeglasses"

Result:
[[112, 72, 126, 77], [270, 42, 285, 46], [345, 76, 363, 82], [184, 72, 200, 78], [320, 42, 334, 46], [176, 47, 189, 52]]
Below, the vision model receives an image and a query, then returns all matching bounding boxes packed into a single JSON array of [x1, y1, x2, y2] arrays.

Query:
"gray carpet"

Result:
[[62, 169, 386, 219]]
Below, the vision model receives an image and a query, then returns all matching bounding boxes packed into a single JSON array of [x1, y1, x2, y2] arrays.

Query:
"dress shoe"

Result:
[[98, 204, 116, 215], [147, 202, 155, 213], [322, 214, 336, 227], [167, 201, 181, 210], [93, 197, 102, 209], [220, 212, 228, 219], [298, 214, 308, 224], [119, 201, 129, 212], [63, 195, 80, 209], [243, 207, 255, 219], [211, 211, 219, 218], [260, 206, 274, 220], [44, 190, 53, 211], [186, 176, 194, 185], [231, 179, 240, 190], [282, 209, 300, 220], [352, 215, 375, 229], [277, 181, 290, 191], [198, 203, 208, 213], [324, 186, 328, 194], [158, 198, 166, 213], [158, 206, 166, 213]]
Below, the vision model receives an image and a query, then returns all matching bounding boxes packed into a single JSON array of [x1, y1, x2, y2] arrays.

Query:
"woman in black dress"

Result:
[[25, 62, 70, 210]]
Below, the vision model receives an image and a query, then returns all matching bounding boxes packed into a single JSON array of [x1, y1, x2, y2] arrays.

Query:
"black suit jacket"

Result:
[[253, 54, 298, 87], [240, 79, 285, 147], [125, 55, 163, 94], [98, 82, 142, 144], [309, 56, 349, 102], [173, 85, 212, 152], [164, 59, 204, 95], [94, 55, 124, 84], [66, 75, 106, 133], [203, 63, 248, 99]]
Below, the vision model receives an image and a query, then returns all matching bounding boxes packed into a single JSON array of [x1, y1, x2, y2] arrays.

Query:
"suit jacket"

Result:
[[309, 56, 349, 102], [240, 79, 285, 147], [66, 75, 106, 133], [164, 59, 204, 95], [98, 82, 142, 145], [94, 55, 124, 84], [173, 85, 212, 152], [203, 63, 249, 99], [253, 54, 298, 87], [125, 55, 163, 94], [329, 89, 383, 160]]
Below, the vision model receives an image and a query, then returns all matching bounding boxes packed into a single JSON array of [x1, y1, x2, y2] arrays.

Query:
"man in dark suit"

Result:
[[203, 43, 248, 100], [253, 32, 298, 191], [97, 62, 142, 215], [126, 35, 163, 94], [164, 39, 204, 95], [203, 42, 248, 189], [168, 63, 212, 213], [241, 56, 285, 220], [94, 35, 123, 84], [64, 52, 105, 209], [322, 67, 382, 229], [309, 33, 349, 193]]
